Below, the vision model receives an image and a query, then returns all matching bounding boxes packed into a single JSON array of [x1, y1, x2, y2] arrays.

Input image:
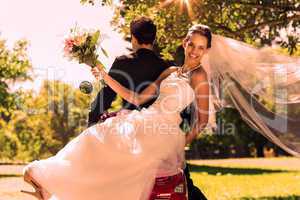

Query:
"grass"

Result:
[[189, 158, 300, 200], [0, 157, 299, 200]]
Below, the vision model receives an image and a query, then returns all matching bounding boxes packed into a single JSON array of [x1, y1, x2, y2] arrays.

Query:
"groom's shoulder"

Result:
[[114, 52, 173, 69], [110, 54, 136, 69], [115, 52, 136, 62]]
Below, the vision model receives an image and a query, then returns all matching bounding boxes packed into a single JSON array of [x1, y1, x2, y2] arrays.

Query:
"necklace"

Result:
[[177, 64, 202, 78]]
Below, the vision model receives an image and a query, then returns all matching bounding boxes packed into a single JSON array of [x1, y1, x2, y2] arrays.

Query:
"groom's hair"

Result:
[[130, 17, 156, 45], [186, 24, 212, 48]]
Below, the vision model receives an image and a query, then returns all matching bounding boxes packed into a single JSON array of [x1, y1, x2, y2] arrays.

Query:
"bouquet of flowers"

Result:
[[63, 27, 108, 68], [64, 27, 108, 90]]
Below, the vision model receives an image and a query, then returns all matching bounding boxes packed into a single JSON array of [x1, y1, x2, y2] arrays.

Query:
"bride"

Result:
[[22, 24, 211, 200]]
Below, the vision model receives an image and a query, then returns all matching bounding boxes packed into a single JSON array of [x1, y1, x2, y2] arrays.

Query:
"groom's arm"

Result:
[[87, 57, 129, 127]]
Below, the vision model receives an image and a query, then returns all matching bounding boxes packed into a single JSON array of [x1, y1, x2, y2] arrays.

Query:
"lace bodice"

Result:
[[150, 71, 195, 113]]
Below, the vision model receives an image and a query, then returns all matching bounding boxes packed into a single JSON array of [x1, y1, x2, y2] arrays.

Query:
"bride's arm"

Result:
[[93, 64, 176, 106], [186, 68, 209, 145]]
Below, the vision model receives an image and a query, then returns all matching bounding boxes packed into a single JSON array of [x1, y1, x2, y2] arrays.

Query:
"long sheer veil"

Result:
[[201, 34, 300, 157]]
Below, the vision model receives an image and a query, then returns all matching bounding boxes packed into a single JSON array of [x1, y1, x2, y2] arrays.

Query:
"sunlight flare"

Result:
[[159, 0, 196, 19]]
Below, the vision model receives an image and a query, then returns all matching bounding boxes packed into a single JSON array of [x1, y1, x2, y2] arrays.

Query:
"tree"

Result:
[[218, 107, 269, 157], [0, 80, 92, 162], [37, 80, 91, 146], [0, 90, 59, 161], [0, 36, 32, 161], [0, 118, 17, 160], [81, 0, 300, 58], [0, 37, 32, 119]]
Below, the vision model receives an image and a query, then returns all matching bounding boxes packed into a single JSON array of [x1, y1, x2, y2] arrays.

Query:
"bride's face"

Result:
[[183, 33, 208, 67]]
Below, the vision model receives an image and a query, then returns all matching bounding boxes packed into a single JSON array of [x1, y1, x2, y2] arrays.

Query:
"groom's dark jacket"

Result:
[[87, 48, 171, 127]]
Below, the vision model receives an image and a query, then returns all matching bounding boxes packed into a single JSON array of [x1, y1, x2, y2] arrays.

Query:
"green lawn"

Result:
[[189, 158, 300, 200], [0, 158, 299, 200]]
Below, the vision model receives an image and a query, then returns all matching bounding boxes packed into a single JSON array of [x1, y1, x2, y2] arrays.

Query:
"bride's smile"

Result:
[[183, 33, 209, 69]]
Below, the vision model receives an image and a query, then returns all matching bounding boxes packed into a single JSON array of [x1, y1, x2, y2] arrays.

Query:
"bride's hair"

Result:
[[185, 24, 212, 49]]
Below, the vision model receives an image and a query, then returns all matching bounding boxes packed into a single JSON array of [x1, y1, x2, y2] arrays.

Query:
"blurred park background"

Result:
[[0, 0, 300, 199]]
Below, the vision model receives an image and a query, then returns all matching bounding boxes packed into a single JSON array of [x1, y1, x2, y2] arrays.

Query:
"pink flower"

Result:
[[63, 38, 76, 57], [65, 39, 74, 48], [74, 35, 86, 46]]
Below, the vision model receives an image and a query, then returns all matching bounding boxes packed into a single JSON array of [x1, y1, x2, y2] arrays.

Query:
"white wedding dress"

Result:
[[24, 70, 195, 200]]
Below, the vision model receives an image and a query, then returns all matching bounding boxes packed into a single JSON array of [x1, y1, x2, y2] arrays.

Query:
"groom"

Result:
[[88, 17, 207, 200], [88, 17, 169, 125]]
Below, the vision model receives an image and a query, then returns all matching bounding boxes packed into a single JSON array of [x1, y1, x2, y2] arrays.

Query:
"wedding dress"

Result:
[[24, 70, 195, 200]]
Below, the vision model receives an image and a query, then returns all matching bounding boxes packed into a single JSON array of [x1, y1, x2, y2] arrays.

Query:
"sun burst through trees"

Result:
[[159, 0, 198, 19]]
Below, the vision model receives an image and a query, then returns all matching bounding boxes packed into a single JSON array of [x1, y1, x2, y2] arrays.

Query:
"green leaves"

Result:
[[91, 30, 100, 47], [84, 0, 300, 56], [100, 46, 109, 58], [0, 80, 94, 161], [80, 0, 111, 6], [0, 38, 32, 118]]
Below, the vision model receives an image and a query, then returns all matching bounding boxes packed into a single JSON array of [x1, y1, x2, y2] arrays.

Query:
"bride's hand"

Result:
[[91, 64, 106, 80], [90, 67, 101, 80]]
